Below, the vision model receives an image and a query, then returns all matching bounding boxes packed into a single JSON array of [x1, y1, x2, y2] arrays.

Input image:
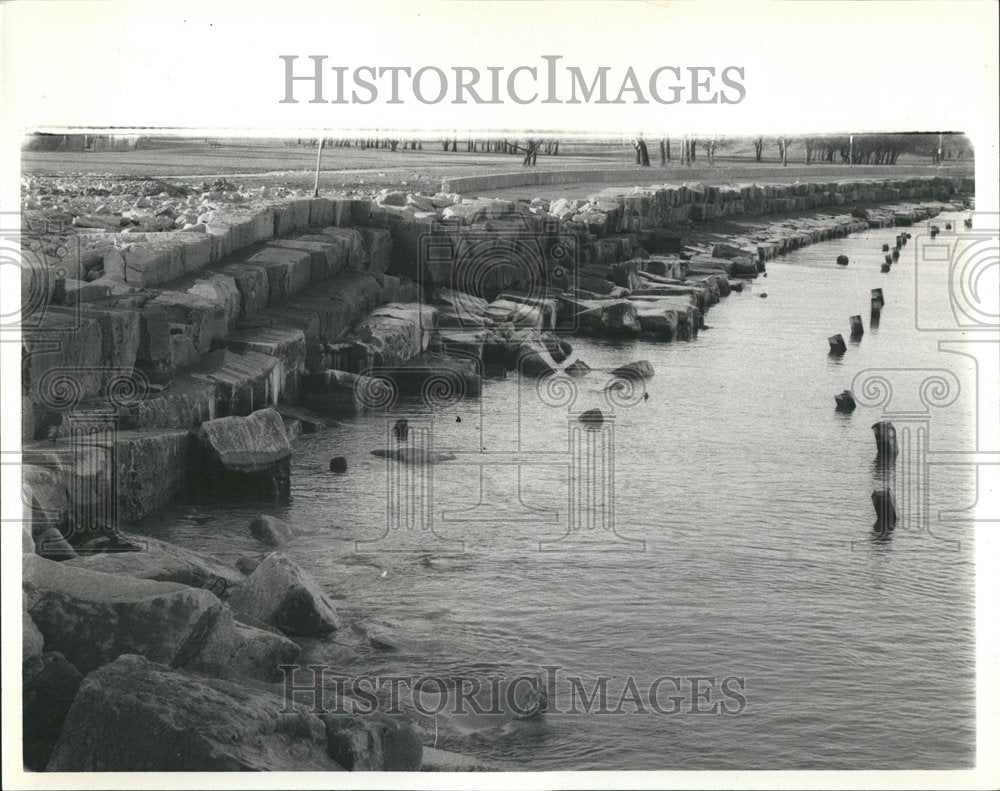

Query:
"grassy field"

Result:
[[21, 137, 973, 197]]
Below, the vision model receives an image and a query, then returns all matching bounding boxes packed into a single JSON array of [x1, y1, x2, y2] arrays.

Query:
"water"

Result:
[[143, 212, 977, 769]]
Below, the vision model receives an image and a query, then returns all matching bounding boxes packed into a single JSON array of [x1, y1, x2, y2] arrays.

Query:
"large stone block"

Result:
[[150, 291, 229, 355], [47, 655, 339, 771], [220, 263, 270, 319], [229, 552, 340, 637], [195, 408, 291, 500], [249, 246, 314, 305], [23, 556, 230, 675], [64, 534, 242, 589]]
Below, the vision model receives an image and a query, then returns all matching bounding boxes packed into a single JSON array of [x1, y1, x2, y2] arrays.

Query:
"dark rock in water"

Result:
[[392, 417, 409, 442], [564, 359, 591, 378], [351, 618, 403, 652], [836, 255, 849, 266], [872, 420, 898, 459], [850, 207, 869, 219], [945, 223, 952, 230], [322, 712, 423, 770], [46, 654, 340, 771], [23, 555, 232, 675], [872, 488, 898, 529], [964, 218, 973, 229], [371, 448, 457, 465], [196, 408, 291, 501], [759, 292, 768, 298], [229, 552, 340, 637], [930, 225, 940, 237], [881, 263, 891, 273], [23, 651, 84, 771], [885, 253, 893, 265], [828, 334, 847, 355], [249, 514, 297, 546], [609, 360, 654, 381], [850, 315, 864, 339], [329, 456, 348, 473], [834, 390, 857, 412], [578, 408, 605, 427], [891, 248, 899, 260], [882, 244, 890, 252]]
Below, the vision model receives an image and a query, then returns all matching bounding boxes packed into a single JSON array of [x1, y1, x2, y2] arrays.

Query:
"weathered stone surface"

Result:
[[196, 408, 291, 500], [230, 552, 340, 637], [421, 746, 497, 771], [189, 614, 301, 682], [192, 348, 283, 416], [351, 303, 436, 367], [302, 369, 389, 416], [249, 245, 313, 304], [322, 713, 422, 771], [249, 514, 297, 545], [23, 651, 84, 771], [23, 555, 229, 675], [577, 299, 642, 335], [47, 655, 339, 771], [34, 527, 77, 560], [24, 611, 44, 661], [64, 535, 243, 589]]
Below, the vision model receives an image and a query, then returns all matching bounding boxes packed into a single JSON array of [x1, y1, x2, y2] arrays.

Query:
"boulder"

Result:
[[23, 611, 44, 661], [23, 651, 84, 771], [578, 408, 604, 426], [322, 713, 423, 771], [196, 408, 291, 500], [609, 360, 654, 380], [64, 534, 244, 590], [47, 655, 340, 771], [22, 555, 230, 675], [229, 553, 340, 637], [249, 514, 298, 545], [303, 370, 390, 416], [189, 616, 301, 682], [577, 300, 641, 336]]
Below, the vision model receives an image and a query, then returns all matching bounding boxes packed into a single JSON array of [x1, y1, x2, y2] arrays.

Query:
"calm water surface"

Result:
[[143, 212, 976, 769]]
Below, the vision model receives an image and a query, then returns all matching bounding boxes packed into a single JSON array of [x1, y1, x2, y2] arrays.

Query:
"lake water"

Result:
[[144, 211, 977, 770]]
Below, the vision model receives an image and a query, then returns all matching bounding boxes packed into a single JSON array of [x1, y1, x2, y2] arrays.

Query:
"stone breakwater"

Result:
[[20, 174, 971, 771]]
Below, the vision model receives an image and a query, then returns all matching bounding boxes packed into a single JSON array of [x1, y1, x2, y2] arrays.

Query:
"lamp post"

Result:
[[312, 135, 325, 197]]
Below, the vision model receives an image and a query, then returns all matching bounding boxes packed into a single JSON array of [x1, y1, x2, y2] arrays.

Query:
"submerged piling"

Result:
[[871, 288, 884, 307], [872, 488, 898, 531], [828, 334, 847, 355], [881, 263, 891, 273], [850, 315, 864, 339], [872, 420, 898, 459], [836, 254, 849, 266], [835, 390, 857, 412]]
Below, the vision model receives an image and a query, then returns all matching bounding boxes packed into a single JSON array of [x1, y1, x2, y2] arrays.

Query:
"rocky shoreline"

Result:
[[20, 174, 972, 771]]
